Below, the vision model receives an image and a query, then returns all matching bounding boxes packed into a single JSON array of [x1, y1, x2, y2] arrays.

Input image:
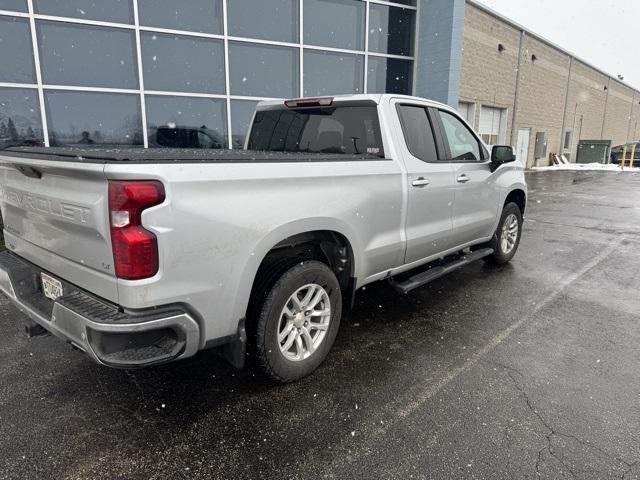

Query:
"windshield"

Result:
[[247, 106, 384, 157]]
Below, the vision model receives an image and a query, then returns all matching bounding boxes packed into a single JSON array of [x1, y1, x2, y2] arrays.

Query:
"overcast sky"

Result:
[[475, 0, 640, 89]]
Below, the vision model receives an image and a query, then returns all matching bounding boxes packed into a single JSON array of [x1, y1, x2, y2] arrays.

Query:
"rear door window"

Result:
[[248, 106, 384, 157], [397, 104, 438, 162]]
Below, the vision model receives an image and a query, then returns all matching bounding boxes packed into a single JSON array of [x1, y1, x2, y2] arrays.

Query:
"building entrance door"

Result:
[[516, 128, 531, 168]]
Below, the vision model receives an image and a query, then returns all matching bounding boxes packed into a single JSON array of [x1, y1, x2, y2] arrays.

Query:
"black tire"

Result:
[[485, 202, 523, 265], [254, 260, 342, 384]]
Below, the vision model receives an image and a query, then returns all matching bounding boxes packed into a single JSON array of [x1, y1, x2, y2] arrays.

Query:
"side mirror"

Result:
[[490, 145, 516, 171]]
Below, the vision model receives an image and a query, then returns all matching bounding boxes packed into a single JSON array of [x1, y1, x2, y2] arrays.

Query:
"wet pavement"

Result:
[[1, 171, 639, 480]]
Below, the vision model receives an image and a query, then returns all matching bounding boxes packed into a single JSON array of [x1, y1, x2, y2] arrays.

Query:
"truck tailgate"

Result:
[[0, 154, 118, 302]]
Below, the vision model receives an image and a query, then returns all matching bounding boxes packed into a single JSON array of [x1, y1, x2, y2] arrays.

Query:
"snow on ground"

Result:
[[533, 162, 640, 173]]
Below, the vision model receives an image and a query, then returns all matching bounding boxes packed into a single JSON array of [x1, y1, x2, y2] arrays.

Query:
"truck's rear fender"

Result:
[[235, 218, 362, 323]]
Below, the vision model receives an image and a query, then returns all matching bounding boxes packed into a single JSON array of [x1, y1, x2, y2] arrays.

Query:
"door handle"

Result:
[[457, 174, 470, 184], [412, 177, 431, 187]]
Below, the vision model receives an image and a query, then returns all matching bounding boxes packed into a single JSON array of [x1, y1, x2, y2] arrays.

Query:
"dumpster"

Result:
[[576, 140, 612, 164]]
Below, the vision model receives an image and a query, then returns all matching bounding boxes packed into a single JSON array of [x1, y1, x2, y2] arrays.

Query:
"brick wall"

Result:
[[603, 81, 635, 148], [631, 91, 640, 141], [459, 5, 520, 139], [563, 60, 608, 159], [515, 35, 570, 167], [459, 2, 640, 167]]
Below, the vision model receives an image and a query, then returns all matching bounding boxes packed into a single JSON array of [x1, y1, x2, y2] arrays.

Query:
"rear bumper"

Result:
[[0, 250, 200, 368]]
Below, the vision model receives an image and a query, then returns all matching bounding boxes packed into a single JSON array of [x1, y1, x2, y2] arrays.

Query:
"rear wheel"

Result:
[[485, 202, 523, 265], [254, 261, 341, 384]]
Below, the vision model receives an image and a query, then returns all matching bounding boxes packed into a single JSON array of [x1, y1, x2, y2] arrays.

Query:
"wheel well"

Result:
[[264, 231, 354, 288], [248, 231, 356, 320], [505, 189, 526, 216]]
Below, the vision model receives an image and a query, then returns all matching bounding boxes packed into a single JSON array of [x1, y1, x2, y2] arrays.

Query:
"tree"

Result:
[[0, 121, 7, 138], [26, 126, 35, 138], [7, 118, 18, 141]]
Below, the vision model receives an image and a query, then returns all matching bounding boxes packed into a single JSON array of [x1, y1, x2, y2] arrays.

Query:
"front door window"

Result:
[[438, 111, 482, 161]]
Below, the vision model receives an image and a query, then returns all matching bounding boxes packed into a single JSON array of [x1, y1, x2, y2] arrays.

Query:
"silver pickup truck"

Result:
[[0, 94, 526, 383]]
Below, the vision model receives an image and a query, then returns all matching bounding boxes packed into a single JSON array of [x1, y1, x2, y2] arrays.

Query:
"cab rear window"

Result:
[[248, 106, 384, 158]]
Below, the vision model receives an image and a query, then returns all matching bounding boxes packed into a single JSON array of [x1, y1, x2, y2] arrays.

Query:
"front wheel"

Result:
[[254, 261, 342, 384], [485, 202, 523, 265]]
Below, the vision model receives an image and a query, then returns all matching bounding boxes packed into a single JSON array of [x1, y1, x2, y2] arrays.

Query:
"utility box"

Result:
[[534, 132, 548, 160], [576, 140, 611, 164]]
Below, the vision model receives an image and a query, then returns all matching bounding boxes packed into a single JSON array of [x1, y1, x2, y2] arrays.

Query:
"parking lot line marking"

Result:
[[396, 237, 623, 420]]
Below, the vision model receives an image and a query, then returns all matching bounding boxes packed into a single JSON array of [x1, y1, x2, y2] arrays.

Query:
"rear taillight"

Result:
[[108, 181, 165, 280]]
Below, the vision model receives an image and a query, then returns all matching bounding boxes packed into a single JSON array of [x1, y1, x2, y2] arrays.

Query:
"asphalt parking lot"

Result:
[[1, 171, 639, 480]]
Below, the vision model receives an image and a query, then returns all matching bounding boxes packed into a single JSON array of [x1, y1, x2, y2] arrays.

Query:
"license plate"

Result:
[[41, 273, 63, 301]]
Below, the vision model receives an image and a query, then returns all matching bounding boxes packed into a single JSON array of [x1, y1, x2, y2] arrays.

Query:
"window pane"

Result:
[[146, 96, 227, 149], [0, 17, 36, 84], [479, 106, 506, 144], [304, 0, 365, 50], [0, 0, 27, 12], [367, 57, 412, 94], [304, 50, 364, 97], [45, 91, 142, 147], [458, 102, 475, 126], [564, 131, 572, 150], [138, 0, 222, 34], [228, 0, 298, 43], [231, 100, 258, 149], [368, 4, 415, 56], [37, 21, 138, 89], [388, 0, 416, 5], [397, 105, 437, 162], [248, 106, 384, 157], [229, 42, 298, 98], [439, 110, 481, 161], [141, 32, 224, 94], [0, 88, 43, 148], [33, 0, 133, 24]]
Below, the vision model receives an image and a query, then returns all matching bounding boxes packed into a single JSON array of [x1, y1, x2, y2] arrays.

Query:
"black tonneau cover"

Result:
[[0, 147, 384, 164]]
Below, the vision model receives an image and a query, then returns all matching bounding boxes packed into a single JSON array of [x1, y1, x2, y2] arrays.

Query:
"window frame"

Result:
[[458, 101, 476, 128], [367, 2, 416, 57], [395, 103, 442, 163], [140, 31, 225, 95], [478, 105, 508, 145], [434, 108, 489, 163], [36, 20, 139, 90]]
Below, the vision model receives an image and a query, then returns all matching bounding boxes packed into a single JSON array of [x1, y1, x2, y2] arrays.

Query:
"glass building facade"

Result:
[[0, 0, 417, 150]]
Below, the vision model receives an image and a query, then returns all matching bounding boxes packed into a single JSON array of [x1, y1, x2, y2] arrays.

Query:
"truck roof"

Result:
[[256, 93, 453, 111]]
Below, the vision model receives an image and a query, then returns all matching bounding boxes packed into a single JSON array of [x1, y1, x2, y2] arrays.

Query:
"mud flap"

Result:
[[218, 319, 247, 369]]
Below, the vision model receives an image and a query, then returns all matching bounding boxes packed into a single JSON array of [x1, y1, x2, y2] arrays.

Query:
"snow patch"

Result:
[[533, 163, 640, 173]]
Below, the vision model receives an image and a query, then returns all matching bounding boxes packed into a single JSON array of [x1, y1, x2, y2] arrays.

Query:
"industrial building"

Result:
[[458, 1, 640, 167]]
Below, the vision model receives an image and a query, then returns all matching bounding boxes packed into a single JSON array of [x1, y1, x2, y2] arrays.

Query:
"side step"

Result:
[[388, 248, 494, 294]]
